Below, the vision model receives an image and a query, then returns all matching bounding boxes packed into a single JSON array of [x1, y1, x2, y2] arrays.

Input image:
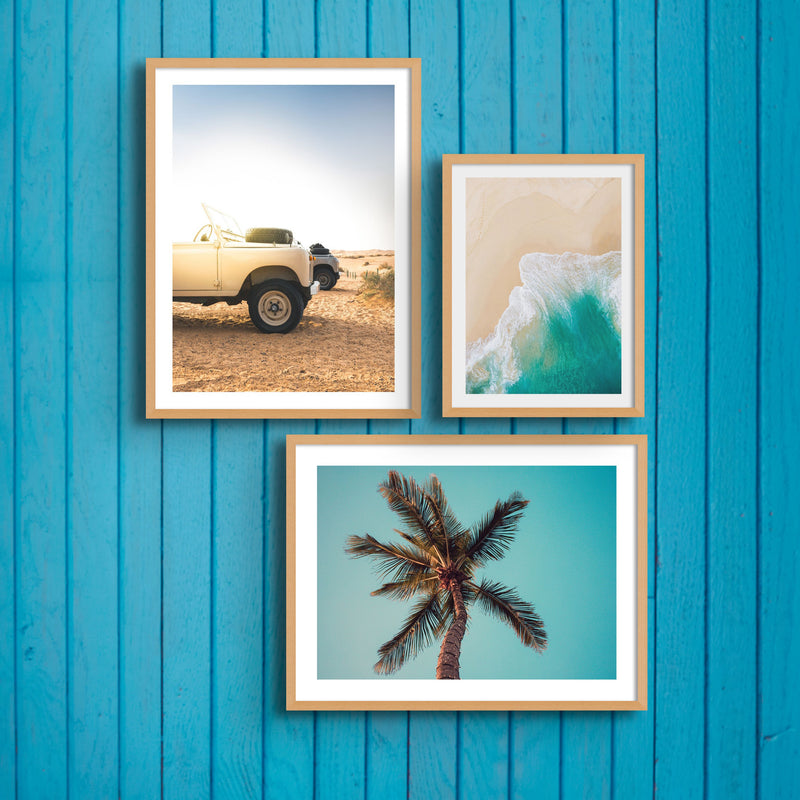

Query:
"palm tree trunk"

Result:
[[436, 580, 468, 679]]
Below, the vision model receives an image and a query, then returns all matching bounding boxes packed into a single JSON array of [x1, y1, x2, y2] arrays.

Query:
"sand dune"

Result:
[[465, 177, 621, 342]]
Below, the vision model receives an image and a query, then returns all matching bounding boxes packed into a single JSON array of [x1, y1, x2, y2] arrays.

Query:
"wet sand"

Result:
[[465, 177, 621, 343]]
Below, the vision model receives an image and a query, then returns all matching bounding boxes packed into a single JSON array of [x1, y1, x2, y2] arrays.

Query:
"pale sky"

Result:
[[172, 84, 395, 249], [317, 464, 617, 680]]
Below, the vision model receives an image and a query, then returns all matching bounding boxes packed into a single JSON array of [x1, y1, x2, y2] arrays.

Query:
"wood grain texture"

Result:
[[15, 0, 69, 796], [118, 1, 162, 797], [66, 0, 120, 793], [757, 0, 800, 797], [0, 0, 15, 791], [655, 1, 709, 797], [2, 0, 798, 796], [706, 0, 758, 797]]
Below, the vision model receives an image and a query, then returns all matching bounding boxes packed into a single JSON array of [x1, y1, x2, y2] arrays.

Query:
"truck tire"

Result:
[[247, 280, 304, 333], [245, 227, 293, 244], [314, 265, 337, 290]]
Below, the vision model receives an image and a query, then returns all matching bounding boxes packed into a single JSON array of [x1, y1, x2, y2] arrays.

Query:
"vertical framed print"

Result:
[[443, 154, 645, 417], [146, 58, 421, 418]]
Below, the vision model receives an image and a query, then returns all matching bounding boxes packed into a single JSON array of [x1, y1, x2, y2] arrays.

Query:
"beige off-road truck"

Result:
[[173, 204, 319, 333]]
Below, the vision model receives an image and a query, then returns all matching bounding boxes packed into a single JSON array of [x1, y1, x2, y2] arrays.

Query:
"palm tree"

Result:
[[345, 470, 547, 679]]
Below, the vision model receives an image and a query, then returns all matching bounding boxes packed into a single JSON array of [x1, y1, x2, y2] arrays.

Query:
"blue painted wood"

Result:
[[706, 1, 758, 798], [758, 1, 800, 797], [118, 3, 162, 798], [611, 0, 657, 795], [14, 0, 69, 797], [2, 0, 799, 798], [264, 421, 315, 799], [0, 0, 15, 791], [66, 0, 120, 797], [655, 1, 709, 797]]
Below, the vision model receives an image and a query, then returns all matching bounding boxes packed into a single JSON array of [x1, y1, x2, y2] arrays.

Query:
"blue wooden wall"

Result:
[[2, 0, 798, 797]]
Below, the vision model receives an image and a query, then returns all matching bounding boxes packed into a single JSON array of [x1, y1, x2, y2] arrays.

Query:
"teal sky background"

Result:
[[317, 464, 617, 680], [172, 84, 395, 248]]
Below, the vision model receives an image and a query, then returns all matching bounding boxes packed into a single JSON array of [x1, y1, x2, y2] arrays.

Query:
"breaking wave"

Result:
[[466, 251, 622, 395]]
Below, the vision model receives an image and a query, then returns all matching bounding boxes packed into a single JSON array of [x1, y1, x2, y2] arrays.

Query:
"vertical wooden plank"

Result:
[[66, 0, 120, 796], [161, 4, 212, 799], [261, 7, 316, 799], [559, 2, 615, 797], [459, 1, 513, 797], [0, 0, 16, 790], [161, 426, 212, 800], [407, 2, 460, 796], [210, 422, 264, 799], [207, 10, 266, 800], [118, 0, 163, 797], [509, 2, 564, 795], [758, 0, 800, 796], [312, 4, 370, 799], [264, 421, 315, 800], [213, 0, 263, 57], [612, 0, 657, 795], [654, 0, 708, 797], [15, 0, 69, 796], [706, 1, 758, 798], [365, 4, 411, 798]]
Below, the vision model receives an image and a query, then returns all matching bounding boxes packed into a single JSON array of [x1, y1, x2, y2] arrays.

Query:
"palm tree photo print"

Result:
[[317, 464, 617, 681]]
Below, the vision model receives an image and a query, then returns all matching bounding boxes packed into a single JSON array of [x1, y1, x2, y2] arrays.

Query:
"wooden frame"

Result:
[[146, 58, 421, 418], [286, 434, 647, 710], [443, 154, 645, 417]]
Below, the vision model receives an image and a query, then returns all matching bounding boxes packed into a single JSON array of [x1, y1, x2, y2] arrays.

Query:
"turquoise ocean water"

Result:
[[466, 251, 622, 395]]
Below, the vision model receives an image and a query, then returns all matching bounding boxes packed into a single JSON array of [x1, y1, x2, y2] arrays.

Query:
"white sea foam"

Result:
[[466, 251, 622, 393]]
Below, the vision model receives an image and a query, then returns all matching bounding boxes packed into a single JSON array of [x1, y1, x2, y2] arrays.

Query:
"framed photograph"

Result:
[[443, 154, 645, 417], [146, 58, 421, 418], [287, 434, 647, 710]]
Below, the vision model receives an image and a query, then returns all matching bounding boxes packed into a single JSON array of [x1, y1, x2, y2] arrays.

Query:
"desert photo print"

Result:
[[288, 436, 646, 709], [444, 155, 643, 417], [147, 60, 419, 417]]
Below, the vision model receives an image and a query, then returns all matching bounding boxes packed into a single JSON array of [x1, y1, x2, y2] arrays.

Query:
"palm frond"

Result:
[[468, 578, 547, 652], [345, 533, 434, 583], [374, 592, 445, 674], [419, 474, 470, 560], [459, 493, 530, 568], [378, 471, 448, 564], [370, 574, 439, 600]]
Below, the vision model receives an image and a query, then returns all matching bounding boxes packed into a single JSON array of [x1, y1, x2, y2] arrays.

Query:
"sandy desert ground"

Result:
[[172, 251, 394, 393]]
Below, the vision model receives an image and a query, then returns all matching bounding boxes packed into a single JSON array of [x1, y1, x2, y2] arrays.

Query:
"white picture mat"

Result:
[[293, 441, 640, 703], [153, 67, 413, 410], [450, 162, 635, 409]]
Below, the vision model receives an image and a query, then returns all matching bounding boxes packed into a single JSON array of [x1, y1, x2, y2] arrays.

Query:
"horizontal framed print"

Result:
[[287, 434, 647, 710], [443, 154, 645, 417], [146, 58, 421, 418]]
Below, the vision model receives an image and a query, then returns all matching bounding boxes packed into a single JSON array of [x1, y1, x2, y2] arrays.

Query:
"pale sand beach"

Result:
[[465, 177, 621, 343]]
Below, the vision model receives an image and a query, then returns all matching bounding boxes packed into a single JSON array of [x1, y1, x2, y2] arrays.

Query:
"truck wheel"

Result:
[[247, 280, 304, 333], [314, 265, 337, 291]]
